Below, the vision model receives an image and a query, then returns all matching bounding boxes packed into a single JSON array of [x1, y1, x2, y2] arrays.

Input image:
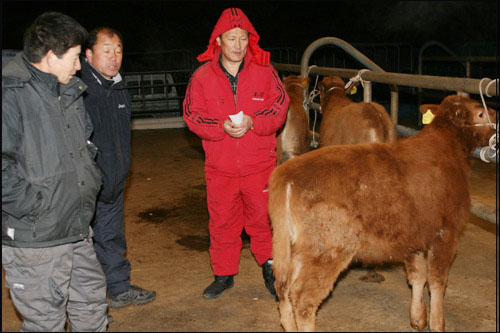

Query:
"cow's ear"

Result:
[[419, 104, 439, 114], [318, 81, 324, 94], [420, 104, 439, 124]]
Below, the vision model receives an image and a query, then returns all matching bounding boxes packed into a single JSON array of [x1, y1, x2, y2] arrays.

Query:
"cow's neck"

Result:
[[322, 95, 352, 113], [285, 84, 305, 99]]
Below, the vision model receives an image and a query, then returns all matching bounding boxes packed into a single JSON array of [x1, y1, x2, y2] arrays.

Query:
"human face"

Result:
[[216, 28, 248, 67], [47, 45, 81, 84], [86, 32, 123, 79]]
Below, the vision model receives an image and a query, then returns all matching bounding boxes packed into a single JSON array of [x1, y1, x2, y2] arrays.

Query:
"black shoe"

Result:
[[108, 285, 156, 309], [262, 259, 277, 298], [203, 275, 234, 299]]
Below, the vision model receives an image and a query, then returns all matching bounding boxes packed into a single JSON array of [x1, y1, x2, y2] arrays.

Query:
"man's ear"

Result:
[[216, 36, 221, 46], [85, 48, 93, 62], [46, 50, 57, 62]]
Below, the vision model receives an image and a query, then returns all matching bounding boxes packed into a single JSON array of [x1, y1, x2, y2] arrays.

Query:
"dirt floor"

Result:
[[2, 127, 498, 332]]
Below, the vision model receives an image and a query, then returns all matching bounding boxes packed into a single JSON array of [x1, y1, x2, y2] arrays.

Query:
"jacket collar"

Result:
[[24, 55, 61, 96], [81, 58, 122, 89], [2, 52, 86, 101]]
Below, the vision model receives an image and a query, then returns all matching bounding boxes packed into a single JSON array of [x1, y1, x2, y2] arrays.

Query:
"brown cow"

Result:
[[276, 75, 312, 164], [318, 75, 398, 147], [268, 95, 497, 332], [318, 75, 399, 282]]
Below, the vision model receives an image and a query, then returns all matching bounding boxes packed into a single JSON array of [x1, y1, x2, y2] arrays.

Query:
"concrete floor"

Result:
[[2, 128, 497, 332]]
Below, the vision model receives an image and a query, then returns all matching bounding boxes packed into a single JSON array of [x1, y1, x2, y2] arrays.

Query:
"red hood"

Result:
[[197, 7, 270, 66]]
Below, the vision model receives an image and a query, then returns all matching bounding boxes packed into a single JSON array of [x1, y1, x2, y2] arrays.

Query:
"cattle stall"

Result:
[[272, 37, 498, 225]]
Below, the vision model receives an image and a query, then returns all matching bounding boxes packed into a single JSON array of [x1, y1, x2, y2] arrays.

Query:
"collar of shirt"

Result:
[[219, 56, 244, 97]]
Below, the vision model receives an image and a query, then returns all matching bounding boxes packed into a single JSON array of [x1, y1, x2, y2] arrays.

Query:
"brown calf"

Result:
[[276, 75, 312, 164], [318, 75, 398, 147], [268, 95, 497, 332]]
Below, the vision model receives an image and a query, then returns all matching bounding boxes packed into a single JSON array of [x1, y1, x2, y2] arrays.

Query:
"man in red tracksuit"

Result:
[[183, 7, 289, 299]]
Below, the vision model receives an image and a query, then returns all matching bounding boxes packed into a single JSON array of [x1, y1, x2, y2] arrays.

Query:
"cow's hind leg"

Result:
[[427, 233, 459, 332], [290, 255, 354, 332], [279, 286, 297, 332], [405, 251, 428, 331]]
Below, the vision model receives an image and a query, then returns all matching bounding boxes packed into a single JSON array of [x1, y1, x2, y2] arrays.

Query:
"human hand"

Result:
[[223, 115, 253, 138]]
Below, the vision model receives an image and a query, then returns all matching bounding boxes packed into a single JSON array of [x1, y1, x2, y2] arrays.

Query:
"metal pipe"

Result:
[[390, 91, 399, 124], [297, 37, 399, 123], [396, 125, 497, 163], [470, 199, 498, 225], [417, 41, 466, 110], [363, 81, 372, 102], [300, 37, 385, 79], [273, 63, 499, 96]]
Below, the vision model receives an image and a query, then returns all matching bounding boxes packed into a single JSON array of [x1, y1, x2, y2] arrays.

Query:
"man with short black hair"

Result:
[[2, 11, 107, 331], [81, 26, 156, 309]]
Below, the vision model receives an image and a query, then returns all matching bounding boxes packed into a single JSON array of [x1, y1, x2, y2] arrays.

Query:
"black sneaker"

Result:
[[108, 285, 156, 309], [203, 275, 234, 299], [262, 259, 277, 298]]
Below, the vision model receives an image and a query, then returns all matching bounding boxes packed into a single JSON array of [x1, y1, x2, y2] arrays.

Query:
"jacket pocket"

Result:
[[3, 246, 55, 314], [2, 245, 53, 267], [85, 140, 98, 160], [25, 191, 43, 222]]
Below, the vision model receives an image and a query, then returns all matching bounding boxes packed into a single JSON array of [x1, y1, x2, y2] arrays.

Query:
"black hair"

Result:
[[23, 11, 88, 63], [87, 27, 123, 51]]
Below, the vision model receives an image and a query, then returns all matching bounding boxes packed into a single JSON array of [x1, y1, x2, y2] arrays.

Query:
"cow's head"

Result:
[[420, 94, 497, 152], [283, 74, 310, 98], [318, 76, 345, 96], [318, 75, 350, 112]]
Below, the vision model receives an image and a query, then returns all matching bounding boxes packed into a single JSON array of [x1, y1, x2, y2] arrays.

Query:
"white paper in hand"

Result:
[[229, 111, 244, 124]]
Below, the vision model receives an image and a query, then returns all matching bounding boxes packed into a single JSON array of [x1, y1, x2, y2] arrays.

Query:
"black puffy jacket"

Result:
[[80, 59, 131, 203], [2, 53, 102, 248]]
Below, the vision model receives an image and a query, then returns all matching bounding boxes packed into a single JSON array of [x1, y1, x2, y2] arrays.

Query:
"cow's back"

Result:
[[272, 133, 470, 263], [319, 102, 398, 147]]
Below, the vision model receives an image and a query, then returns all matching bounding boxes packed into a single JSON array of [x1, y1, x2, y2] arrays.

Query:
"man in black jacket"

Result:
[[2, 12, 107, 331], [81, 27, 156, 309]]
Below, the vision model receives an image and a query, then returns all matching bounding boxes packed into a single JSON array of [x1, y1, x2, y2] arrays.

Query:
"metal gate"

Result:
[[271, 37, 498, 224]]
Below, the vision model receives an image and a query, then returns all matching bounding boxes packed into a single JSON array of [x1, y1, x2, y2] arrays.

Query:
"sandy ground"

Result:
[[2, 127, 498, 332]]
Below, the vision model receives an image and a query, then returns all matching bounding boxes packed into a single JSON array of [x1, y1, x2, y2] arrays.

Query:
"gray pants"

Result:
[[2, 232, 108, 332]]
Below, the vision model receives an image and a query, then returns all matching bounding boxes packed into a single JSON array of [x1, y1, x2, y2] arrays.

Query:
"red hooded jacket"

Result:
[[183, 8, 289, 177]]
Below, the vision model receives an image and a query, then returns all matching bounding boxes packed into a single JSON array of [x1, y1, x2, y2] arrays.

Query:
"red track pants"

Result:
[[205, 166, 274, 276]]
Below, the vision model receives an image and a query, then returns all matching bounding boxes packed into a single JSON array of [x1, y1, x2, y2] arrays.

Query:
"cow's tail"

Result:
[[270, 179, 296, 300]]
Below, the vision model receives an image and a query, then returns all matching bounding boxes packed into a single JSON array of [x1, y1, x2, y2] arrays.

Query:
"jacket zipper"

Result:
[[59, 94, 85, 238]]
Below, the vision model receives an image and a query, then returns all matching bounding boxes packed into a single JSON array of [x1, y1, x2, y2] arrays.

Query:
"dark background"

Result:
[[2, 1, 498, 58]]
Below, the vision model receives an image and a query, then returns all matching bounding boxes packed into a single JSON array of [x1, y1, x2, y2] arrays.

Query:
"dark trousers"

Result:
[[92, 191, 131, 298]]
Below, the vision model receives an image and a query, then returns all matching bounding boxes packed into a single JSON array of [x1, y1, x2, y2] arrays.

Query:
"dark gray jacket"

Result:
[[2, 52, 102, 248], [80, 59, 131, 203]]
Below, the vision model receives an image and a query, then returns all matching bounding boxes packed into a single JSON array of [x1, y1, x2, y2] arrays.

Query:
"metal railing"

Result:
[[272, 37, 498, 224], [123, 69, 192, 118]]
